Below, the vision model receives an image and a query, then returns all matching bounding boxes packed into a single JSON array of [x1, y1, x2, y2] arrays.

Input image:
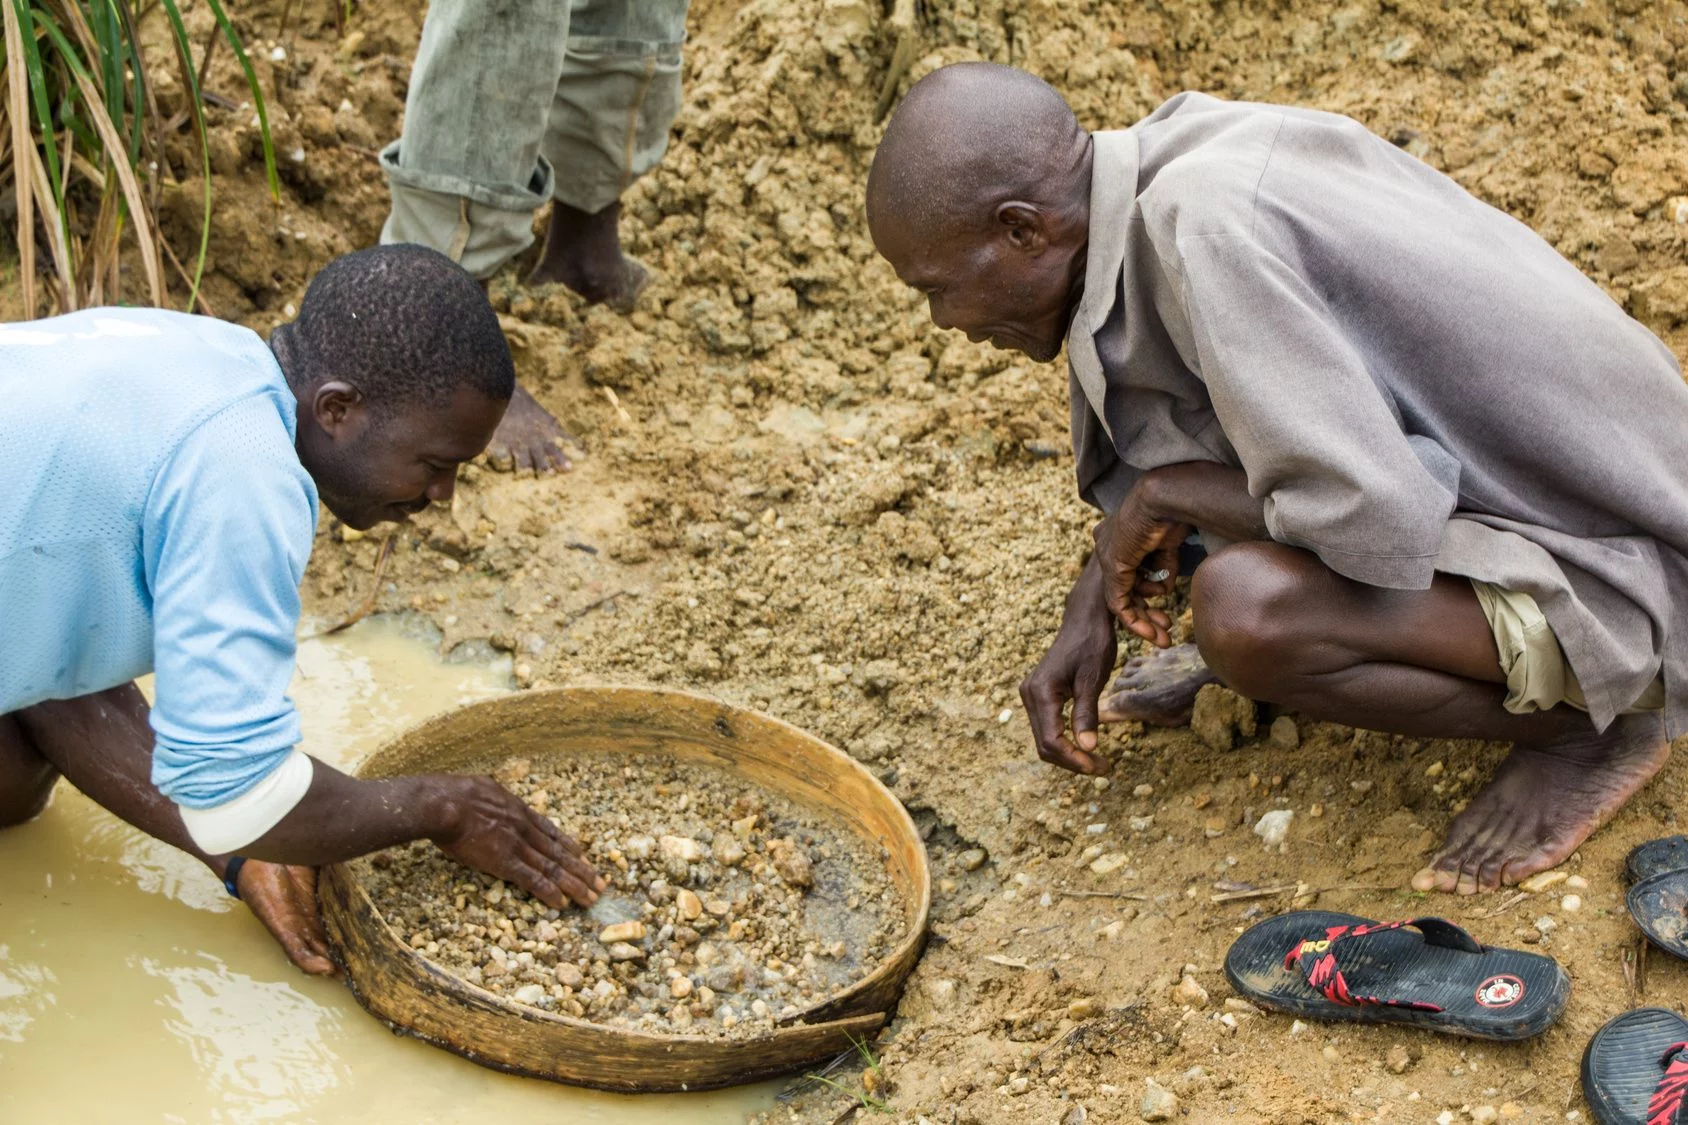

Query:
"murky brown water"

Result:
[[0, 617, 778, 1123]]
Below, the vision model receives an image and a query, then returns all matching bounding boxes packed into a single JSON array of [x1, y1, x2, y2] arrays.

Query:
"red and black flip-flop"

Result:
[[1223, 910, 1570, 1040], [1626, 838, 1688, 960], [1582, 1008, 1688, 1124]]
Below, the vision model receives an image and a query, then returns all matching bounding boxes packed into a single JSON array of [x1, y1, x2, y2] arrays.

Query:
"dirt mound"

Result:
[[77, 0, 1688, 1120]]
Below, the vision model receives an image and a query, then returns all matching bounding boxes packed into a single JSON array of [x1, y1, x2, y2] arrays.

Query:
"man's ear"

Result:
[[312, 380, 368, 440], [996, 201, 1050, 253]]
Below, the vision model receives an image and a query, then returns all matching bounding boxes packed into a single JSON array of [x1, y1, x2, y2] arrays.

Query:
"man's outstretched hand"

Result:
[[431, 777, 606, 910], [1020, 555, 1118, 775], [236, 861, 336, 976], [1094, 488, 1189, 648]]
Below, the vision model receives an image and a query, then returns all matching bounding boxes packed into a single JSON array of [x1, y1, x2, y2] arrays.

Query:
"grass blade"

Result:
[[2, 0, 37, 314], [203, 0, 278, 198], [156, 0, 211, 311], [36, 12, 163, 305]]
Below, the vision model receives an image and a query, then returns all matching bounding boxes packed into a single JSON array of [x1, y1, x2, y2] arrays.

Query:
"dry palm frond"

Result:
[[0, 0, 278, 319]]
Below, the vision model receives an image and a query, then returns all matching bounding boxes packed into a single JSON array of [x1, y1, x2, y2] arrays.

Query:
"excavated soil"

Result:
[[357, 750, 903, 1037], [16, 0, 1688, 1120]]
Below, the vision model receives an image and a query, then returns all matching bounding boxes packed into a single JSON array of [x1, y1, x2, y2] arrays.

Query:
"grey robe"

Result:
[[1068, 92, 1688, 737]]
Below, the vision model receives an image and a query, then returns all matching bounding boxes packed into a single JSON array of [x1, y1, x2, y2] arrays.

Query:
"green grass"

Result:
[[803, 1032, 891, 1114], [2, 0, 277, 316]]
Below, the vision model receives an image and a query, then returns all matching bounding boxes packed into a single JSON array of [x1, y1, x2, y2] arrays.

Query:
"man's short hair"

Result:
[[287, 245, 514, 412]]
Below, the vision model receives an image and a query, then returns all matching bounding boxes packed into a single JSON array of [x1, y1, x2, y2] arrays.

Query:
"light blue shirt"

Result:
[[0, 308, 318, 808]]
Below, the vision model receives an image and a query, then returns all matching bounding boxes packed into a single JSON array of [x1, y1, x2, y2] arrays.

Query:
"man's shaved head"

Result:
[[867, 63, 1094, 363], [867, 63, 1088, 238]]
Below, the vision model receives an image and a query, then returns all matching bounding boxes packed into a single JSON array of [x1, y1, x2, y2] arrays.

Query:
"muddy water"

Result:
[[0, 617, 777, 1123]]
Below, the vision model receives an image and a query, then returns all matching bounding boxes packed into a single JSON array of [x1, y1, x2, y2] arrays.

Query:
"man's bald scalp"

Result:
[[868, 63, 1087, 238]]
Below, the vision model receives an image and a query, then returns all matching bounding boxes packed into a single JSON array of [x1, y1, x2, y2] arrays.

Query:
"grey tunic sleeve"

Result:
[[1177, 232, 1460, 590], [1070, 367, 1138, 514]]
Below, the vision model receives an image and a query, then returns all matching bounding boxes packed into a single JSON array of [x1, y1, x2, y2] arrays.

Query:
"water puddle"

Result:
[[0, 616, 779, 1123]]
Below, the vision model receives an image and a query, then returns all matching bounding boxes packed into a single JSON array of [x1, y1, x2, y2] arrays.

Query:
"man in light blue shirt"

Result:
[[0, 246, 602, 971]]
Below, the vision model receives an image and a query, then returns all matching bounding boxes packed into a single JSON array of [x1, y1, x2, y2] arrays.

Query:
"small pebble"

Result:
[[1268, 716, 1300, 749], [599, 921, 646, 944], [606, 942, 646, 962], [1290, 1020, 1308, 1038], [1254, 809, 1294, 847], [1519, 870, 1567, 894], [958, 848, 988, 872], [1128, 815, 1155, 832], [1090, 852, 1129, 876], [1139, 1078, 1178, 1121], [1386, 1044, 1413, 1074], [1565, 875, 1589, 891], [1172, 975, 1209, 1008], [1561, 894, 1583, 912], [1471, 1106, 1499, 1125], [1534, 915, 1558, 936], [1132, 783, 1154, 798]]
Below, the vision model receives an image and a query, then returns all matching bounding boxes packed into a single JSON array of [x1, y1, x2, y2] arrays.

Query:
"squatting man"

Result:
[[0, 246, 603, 971], [867, 64, 1688, 895]]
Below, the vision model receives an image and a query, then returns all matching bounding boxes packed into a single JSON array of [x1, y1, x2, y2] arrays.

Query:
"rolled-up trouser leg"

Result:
[[544, 0, 689, 215], [379, 0, 572, 279]]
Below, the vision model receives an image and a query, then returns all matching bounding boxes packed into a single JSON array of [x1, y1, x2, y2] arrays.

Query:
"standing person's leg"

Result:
[[381, 0, 571, 277], [380, 0, 577, 474], [527, 0, 689, 307]]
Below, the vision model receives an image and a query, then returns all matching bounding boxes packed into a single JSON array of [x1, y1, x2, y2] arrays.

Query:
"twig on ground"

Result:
[[564, 590, 627, 625], [1210, 883, 1300, 904], [309, 533, 396, 638], [1056, 889, 1148, 901], [1475, 890, 1529, 919]]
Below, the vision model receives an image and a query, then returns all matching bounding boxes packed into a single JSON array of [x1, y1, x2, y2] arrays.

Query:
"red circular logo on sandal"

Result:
[[1474, 974, 1525, 1009]]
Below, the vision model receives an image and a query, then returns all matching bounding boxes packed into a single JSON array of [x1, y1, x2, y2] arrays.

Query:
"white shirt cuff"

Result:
[[178, 749, 314, 855]]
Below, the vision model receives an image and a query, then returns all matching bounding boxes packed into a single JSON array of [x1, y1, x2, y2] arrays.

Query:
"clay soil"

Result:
[[19, 0, 1688, 1120]]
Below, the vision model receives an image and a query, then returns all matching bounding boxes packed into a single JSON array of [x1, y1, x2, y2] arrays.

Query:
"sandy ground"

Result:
[[20, 0, 1688, 1120]]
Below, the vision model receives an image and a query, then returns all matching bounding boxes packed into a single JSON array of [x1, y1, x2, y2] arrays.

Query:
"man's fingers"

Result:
[[521, 803, 565, 844], [1020, 675, 1073, 762], [1035, 734, 1113, 776], [504, 856, 566, 910], [1071, 682, 1102, 751], [522, 843, 599, 908]]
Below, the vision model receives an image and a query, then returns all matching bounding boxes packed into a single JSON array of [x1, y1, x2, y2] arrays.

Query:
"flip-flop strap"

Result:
[[1648, 1042, 1688, 1125], [1281, 917, 1479, 1013]]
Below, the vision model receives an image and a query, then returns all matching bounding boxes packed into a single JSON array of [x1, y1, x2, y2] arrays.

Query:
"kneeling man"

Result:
[[867, 64, 1687, 894], [1, 246, 601, 971]]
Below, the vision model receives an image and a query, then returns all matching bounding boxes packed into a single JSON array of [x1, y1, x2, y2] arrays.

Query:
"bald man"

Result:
[[866, 63, 1688, 896]]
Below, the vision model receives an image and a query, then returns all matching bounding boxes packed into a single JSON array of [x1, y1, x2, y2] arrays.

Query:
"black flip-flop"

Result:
[[1223, 910, 1569, 1040], [1581, 1007, 1688, 1124], [1626, 838, 1688, 960], [1626, 836, 1688, 886]]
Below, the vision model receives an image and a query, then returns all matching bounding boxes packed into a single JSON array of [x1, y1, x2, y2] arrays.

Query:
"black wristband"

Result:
[[222, 855, 248, 900]]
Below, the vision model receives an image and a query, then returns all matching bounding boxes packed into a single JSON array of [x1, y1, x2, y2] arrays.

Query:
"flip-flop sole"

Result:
[[1625, 836, 1688, 885], [1223, 910, 1570, 1040], [1627, 870, 1688, 959], [1581, 1007, 1688, 1125]]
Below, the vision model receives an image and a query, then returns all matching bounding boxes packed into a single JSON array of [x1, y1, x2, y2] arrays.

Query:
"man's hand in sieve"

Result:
[[429, 776, 606, 909]]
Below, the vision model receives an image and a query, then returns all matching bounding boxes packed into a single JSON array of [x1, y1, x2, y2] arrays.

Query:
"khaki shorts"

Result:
[[1471, 580, 1665, 715]]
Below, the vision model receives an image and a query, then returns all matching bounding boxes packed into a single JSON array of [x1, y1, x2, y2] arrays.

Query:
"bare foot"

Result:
[[1411, 712, 1670, 895], [526, 200, 651, 313], [487, 383, 575, 474], [1098, 643, 1218, 725]]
